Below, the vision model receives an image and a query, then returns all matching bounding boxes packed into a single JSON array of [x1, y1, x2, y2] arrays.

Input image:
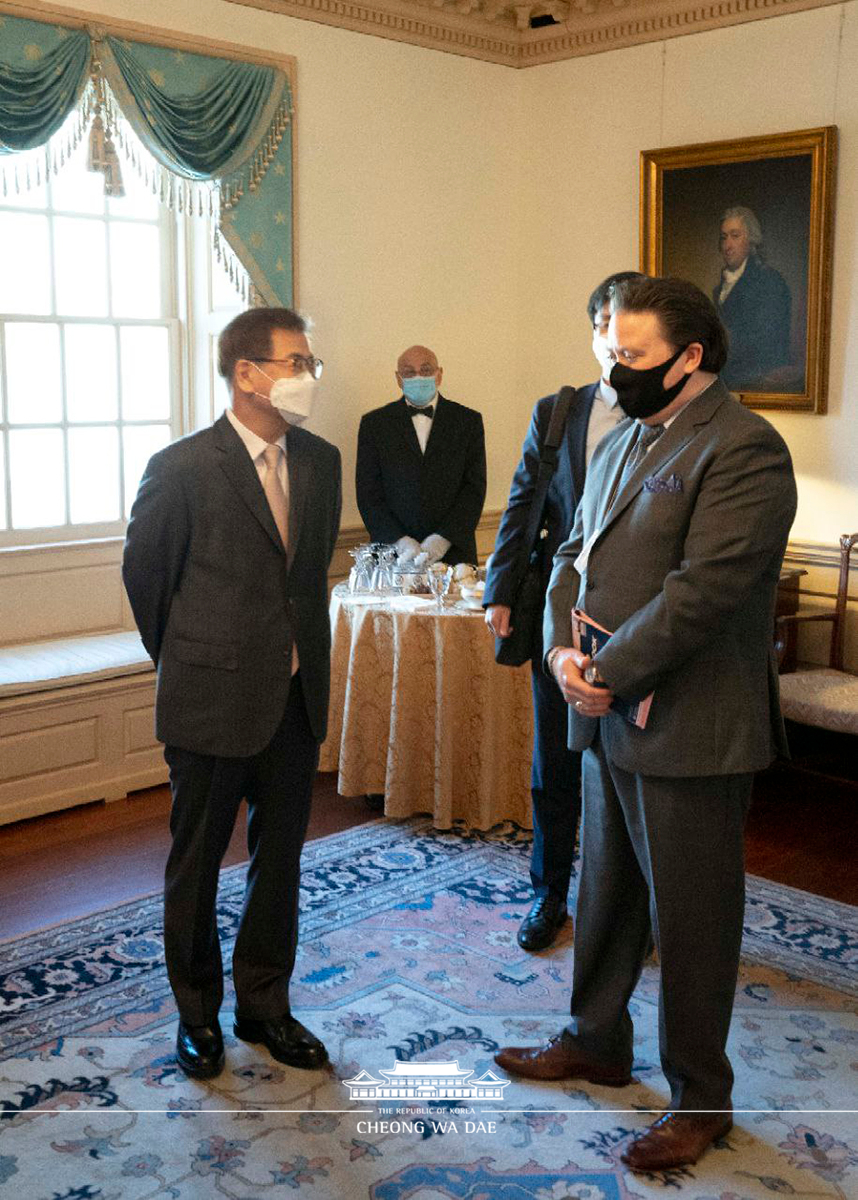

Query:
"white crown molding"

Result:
[[227, 0, 843, 67]]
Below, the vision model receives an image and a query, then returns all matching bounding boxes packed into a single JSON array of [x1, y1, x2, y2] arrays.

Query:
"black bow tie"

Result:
[[408, 405, 434, 419]]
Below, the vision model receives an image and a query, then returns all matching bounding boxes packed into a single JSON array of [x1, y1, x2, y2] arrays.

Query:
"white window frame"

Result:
[[0, 183, 247, 552], [0, 171, 182, 548]]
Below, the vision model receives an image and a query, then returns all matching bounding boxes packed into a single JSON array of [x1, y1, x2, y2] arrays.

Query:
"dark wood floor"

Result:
[[0, 773, 366, 942], [0, 767, 855, 942]]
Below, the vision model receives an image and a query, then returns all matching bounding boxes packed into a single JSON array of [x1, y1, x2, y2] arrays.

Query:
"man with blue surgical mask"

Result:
[[356, 344, 486, 566]]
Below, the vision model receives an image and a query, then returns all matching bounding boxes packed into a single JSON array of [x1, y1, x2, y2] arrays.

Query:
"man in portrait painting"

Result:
[[714, 205, 792, 391]]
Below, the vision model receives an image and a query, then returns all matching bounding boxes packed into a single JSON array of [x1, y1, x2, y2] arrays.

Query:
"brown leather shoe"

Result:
[[494, 1034, 632, 1085], [621, 1111, 733, 1171]]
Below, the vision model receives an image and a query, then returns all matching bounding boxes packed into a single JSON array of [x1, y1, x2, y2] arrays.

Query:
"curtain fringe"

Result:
[[0, 83, 95, 197]]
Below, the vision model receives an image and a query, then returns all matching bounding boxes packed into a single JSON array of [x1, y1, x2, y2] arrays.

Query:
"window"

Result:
[[0, 114, 244, 547]]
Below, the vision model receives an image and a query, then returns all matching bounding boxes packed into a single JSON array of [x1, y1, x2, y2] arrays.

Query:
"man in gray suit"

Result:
[[123, 308, 341, 1080], [495, 277, 797, 1170]]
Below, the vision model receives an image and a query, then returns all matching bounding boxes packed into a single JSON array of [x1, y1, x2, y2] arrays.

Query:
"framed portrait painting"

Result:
[[640, 127, 837, 413]]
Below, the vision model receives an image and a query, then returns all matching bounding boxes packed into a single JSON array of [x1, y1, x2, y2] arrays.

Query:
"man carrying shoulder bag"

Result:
[[483, 271, 641, 951]]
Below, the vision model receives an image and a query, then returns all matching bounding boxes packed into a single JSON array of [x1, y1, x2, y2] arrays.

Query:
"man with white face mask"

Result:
[[484, 271, 642, 952], [123, 307, 341, 1081], [356, 344, 486, 566]]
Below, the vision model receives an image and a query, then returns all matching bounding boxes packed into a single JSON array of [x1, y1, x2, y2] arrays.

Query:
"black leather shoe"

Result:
[[517, 895, 568, 951], [176, 1021, 224, 1079], [233, 1013, 329, 1070]]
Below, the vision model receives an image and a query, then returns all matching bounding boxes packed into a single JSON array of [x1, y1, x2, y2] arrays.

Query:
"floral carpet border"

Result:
[[1, 817, 857, 1062]]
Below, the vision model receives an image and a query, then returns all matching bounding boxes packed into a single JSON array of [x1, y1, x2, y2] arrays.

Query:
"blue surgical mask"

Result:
[[402, 376, 437, 407]]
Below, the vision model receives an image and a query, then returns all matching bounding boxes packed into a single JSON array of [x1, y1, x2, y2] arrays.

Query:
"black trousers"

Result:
[[529, 662, 581, 901], [162, 674, 319, 1026]]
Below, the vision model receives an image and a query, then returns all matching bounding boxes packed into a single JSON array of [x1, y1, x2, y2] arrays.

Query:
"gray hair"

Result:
[[720, 205, 763, 251]]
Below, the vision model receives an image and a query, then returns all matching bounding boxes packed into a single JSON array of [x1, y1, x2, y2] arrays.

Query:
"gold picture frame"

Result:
[[640, 127, 837, 414]]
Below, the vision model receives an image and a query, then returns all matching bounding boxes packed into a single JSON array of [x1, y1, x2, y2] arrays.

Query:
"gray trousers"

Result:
[[563, 733, 752, 1111]]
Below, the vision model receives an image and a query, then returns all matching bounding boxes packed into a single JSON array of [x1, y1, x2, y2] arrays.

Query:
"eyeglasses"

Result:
[[399, 365, 438, 379], [256, 355, 324, 379]]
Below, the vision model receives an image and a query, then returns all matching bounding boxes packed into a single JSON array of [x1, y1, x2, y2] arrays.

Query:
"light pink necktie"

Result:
[[262, 443, 298, 674], [262, 443, 288, 552]]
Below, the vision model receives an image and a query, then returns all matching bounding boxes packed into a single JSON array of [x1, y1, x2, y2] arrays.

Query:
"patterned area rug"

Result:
[[1, 817, 857, 1199]]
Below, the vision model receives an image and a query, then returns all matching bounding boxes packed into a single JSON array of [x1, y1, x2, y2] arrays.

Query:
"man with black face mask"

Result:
[[495, 277, 797, 1172]]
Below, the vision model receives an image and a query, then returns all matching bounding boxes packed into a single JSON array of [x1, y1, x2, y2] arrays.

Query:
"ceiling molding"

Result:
[[228, 0, 842, 66]]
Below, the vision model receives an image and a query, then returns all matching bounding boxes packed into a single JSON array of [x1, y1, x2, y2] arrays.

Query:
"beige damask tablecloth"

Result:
[[319, 588, 534, 830]]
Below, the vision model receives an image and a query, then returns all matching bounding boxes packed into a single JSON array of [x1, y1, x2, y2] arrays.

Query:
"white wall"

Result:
[[519, 4, 858, 542], [37, 0, 527, 528], [6, 0, 857, 647]]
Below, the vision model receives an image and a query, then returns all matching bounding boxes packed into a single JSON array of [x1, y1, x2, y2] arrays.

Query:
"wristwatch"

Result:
[[583, 662, 603, 686]]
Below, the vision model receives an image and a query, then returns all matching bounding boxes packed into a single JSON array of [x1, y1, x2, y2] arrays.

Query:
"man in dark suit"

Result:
[[483, 271, 642, 952], [123, 308, 341, 1080], [715, 206, 792, 390], [496, 277, 796, 1170], [356, 344, 486, 566]]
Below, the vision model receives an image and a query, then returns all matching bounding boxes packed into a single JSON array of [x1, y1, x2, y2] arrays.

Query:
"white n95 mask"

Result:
[[267, 374, 316, 426]]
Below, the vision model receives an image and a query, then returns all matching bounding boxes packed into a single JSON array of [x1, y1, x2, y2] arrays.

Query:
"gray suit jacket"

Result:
[[123, 414, 342, 757], [544, 379, 797, 778]]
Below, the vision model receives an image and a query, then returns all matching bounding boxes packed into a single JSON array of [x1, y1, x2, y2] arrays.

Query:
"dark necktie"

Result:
[[409, 405, 434, 419], [614, 422, 665, 499]]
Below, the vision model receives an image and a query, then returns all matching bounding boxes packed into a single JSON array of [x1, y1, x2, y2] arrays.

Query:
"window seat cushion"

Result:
[[0, 631, 153, 700]]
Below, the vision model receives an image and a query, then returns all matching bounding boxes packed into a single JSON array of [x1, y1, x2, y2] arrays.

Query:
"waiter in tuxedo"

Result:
[[356, 344, 486, 566], [123, 308, 341, 1080], [496, 277, 796, 1170], [484, 271, 642, 951]]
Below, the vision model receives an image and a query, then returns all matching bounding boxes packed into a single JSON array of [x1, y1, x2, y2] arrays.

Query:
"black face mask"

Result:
[[610, 346, 688, 420]]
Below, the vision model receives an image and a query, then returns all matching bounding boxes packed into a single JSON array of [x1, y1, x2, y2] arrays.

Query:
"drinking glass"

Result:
[[378, 545, 398, 591], [348, 544, 374, 592], [427, 563, 452, 612], [368, 542, 389, 592]]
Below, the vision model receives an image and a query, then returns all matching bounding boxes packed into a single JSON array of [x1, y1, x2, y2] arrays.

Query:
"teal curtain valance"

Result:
[[0, 13, 294, 307], [101, 37, 289, 184], [0, 17, 90, 152]]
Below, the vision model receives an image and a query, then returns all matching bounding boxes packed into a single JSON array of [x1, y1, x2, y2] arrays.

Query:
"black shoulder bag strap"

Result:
[[509, 385, 576, 592]]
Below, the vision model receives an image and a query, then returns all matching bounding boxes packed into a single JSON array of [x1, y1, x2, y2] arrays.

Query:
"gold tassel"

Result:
[[87, 114, 106, 171], [87, 113, 125, 197]]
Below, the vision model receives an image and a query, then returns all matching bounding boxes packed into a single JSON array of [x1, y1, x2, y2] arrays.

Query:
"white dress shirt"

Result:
[[585, 380, 624, 465], [227, 407, 289, 497], [407, 400, 435, 453]]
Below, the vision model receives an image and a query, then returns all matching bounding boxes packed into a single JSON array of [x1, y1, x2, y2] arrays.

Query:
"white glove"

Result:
[[395, 535, 422, 563], [420, 534, 451, 565]]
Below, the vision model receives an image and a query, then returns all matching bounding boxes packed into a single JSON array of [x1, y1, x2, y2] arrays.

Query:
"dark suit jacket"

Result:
[[715, 254, 791, 389], [483, 383, 597, 656], [544, 379, 797, 778], [355, 394, 486, 565], [122, 414, 342, 757]]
